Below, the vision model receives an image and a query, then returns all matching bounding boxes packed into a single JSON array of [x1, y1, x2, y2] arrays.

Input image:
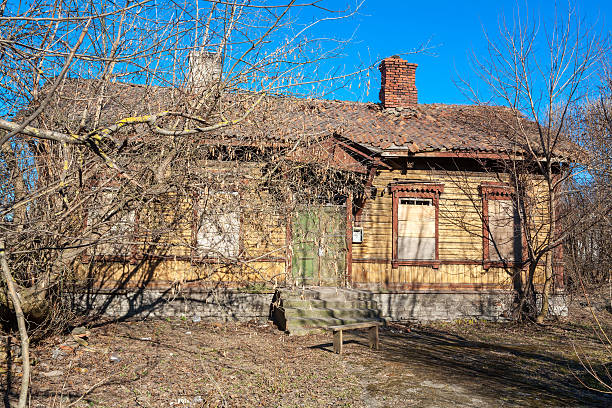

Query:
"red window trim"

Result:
[[479, 182, 523, 270], [391, 183, 444, 269]]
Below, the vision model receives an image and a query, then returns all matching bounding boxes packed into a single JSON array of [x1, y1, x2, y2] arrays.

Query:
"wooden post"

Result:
[[346, 191, 353, 287], [553, 175, 564, 291], [285, 177, 293, 284], [333, 330, 343, 354], [190, 190, 200, 263], [368, 325, 379, 350]]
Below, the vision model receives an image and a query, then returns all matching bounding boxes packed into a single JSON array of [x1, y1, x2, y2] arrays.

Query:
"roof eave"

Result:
[[380, 150, 525, 161], [380, 149, 578, 165]]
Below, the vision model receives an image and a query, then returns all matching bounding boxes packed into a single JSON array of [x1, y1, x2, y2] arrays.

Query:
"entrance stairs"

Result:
[[271, 287, 385, 335]]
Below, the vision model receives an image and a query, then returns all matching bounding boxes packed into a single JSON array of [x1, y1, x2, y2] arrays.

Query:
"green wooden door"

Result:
[[292, 206, 346, 286], [292, 209, 317, 285]]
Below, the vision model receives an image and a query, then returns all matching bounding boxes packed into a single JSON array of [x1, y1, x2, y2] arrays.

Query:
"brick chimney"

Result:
[[187, 50, 222, 92], [378, 56, 418, 108]]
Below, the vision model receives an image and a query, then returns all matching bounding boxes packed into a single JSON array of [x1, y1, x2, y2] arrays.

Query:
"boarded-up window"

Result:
[[397, 198, 435, 260], [196, 192, 240, 258], [88, 189, 136, 256], [487, 199, 521, 262]]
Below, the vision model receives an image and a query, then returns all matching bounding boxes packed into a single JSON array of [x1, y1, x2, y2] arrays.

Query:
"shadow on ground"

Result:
[[341, 325, 610, 407]]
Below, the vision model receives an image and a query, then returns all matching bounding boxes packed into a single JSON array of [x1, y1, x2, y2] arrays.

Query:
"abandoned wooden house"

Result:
[[49, 55, 569, 325]]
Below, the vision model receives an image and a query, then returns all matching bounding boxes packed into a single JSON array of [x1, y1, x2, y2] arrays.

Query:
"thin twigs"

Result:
[[0, 240, 30, 408]]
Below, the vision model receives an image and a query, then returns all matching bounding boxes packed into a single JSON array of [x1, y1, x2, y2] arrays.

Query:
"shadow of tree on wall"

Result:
[[66, 255, 274, 328], [64, 199, 279, 327]]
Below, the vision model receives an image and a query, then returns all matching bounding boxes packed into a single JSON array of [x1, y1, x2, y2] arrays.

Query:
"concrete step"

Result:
[[271, 288, 385, 335], [283, 307, 380, 320], [276, 288, 373, 302], [286, 327, 327, 336], [282, 299, 378, 310]]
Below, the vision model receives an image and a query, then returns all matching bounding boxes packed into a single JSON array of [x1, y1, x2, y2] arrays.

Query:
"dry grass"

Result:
[[2, 297, 612, 407]]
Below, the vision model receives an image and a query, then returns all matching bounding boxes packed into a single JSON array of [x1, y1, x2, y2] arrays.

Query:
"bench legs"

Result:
[[333, 326, 379, 354], [333, 330, 343, 354], [368, 325, 379, 350]]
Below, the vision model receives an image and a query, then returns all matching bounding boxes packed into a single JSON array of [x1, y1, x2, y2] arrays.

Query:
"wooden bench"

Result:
[[328, 321, 382, 354]]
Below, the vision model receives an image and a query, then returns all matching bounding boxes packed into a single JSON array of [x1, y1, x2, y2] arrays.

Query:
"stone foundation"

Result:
[[69, 288, 275, 322], [364, 291, 568, 322], [68, 287, 567, 323]]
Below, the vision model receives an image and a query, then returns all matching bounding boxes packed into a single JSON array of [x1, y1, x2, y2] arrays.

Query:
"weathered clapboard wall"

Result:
[[78, 162, 290, 288], [351, 166, 548, 290], [78, 158, 552, 292]]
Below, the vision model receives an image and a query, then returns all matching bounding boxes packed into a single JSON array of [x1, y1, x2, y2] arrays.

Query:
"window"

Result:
[[397, 198, 435, 260], [391, 183, 444, 268], [88, 189, 136, 257], [480, 183, 522, 267], [195, 191, 240, 258]]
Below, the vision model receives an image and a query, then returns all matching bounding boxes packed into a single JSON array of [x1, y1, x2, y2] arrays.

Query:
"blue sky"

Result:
[[313, 0, 611, 104]]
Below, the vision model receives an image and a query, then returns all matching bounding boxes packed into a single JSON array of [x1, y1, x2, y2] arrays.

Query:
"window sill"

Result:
[[392, 260, 440, 269], [483, 260, 524, 270], [81, 254, 137, 264]]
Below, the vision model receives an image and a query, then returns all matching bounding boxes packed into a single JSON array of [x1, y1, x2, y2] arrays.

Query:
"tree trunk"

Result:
[[0, 240, 30, 408], [1, 143, 27, 230], [515, 262, 538, 321], [537, 252, 552, 323], [537, 187, 557, 323]]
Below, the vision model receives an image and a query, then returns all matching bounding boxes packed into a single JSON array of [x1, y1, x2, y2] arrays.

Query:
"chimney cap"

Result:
[[379, 56, 418, 71]]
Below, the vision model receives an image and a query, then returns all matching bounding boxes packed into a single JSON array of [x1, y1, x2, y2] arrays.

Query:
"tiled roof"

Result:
[[225, 97, 573, 157], [42, 80, 573, 157]]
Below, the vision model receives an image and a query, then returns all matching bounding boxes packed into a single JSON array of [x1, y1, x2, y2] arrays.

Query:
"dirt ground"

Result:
[[3, 298, 612, 407]]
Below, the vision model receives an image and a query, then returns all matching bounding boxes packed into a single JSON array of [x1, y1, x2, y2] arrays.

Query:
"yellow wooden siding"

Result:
[[84, 161, 290, 287], [138, 194, 194, 258], [83, 163, 551, 289], [352, 168, 548, 288], [77, 258, 287, 286], [240, 189, 287, 259]]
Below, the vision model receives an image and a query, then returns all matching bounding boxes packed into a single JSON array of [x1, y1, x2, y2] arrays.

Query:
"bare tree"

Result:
[[456, 4, 610, 322], [560, 61, 612, 394], [0, 1, 385, 405], [565, 60, 612, 294]]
